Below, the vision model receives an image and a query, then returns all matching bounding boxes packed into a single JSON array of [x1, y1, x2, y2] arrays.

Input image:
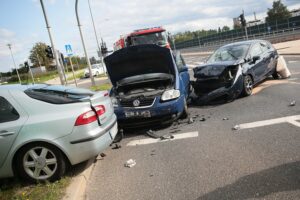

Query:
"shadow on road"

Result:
[[197, 161, 300, 200]]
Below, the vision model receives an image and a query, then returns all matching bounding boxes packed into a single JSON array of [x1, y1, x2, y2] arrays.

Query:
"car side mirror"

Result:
[[251, 56, 260, 64]]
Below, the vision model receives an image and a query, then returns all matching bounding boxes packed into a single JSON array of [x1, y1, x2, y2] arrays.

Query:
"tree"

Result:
[[89, 56, 97, 65], [222, 26, 230, 32], [29, 42, 53, 69], [266, 0, 291, 23]]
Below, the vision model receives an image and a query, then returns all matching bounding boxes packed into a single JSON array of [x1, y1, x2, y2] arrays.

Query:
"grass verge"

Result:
[[0, 177, 71, 200], [90, 83, 112, 91]]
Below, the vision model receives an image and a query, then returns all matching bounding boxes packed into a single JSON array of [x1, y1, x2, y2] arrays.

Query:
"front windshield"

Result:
[[207, 44, 250, 63], [131, 32, 167, 46]]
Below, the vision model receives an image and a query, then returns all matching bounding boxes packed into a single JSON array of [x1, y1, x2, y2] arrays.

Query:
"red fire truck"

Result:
[[113, 27, 171, 51]]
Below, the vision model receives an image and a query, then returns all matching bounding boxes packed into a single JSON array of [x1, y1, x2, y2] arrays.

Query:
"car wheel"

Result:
[[180, 98, 188, 119], [15, 143, 66, 183], [242, 75, 253, 97]]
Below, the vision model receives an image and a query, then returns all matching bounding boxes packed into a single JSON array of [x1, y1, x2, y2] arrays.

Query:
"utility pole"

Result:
[[7, 44, 21, 84], [40, 0, 65, 85], [75, 0, 95, 86], [88, 0, 104, 67], [68, 57, 77, 86]]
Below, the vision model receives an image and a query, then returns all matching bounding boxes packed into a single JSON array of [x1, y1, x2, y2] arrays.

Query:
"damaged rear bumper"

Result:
[[114, 95, 186, 128]]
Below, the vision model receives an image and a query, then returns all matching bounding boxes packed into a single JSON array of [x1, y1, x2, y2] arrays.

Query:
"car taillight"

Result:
[[75, 110, 97, 126], [94, 105, 106, 116]]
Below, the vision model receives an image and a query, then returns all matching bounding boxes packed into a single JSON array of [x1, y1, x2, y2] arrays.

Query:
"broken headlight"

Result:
[[222, 65, 239, 82], [161, 89, 180, 101]]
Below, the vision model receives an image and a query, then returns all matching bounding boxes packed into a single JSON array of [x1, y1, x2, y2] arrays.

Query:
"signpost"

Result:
[[65, 44, 77, 86]]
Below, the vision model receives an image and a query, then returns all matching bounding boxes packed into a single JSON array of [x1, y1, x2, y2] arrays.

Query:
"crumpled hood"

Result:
[[193, 60, 242, 78], [104, 44, 175, 86]]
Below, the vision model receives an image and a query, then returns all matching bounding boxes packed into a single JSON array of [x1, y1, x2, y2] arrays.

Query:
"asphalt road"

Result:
[[86, 55, 300, 200]]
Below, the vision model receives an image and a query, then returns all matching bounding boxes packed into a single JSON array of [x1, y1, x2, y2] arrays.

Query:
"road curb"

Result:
[[63, 158, 96, 200]]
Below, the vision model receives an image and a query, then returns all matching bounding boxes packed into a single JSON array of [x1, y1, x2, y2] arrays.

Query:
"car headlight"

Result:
[[161, 89, 180, 101], [111, 97, 119, 107]]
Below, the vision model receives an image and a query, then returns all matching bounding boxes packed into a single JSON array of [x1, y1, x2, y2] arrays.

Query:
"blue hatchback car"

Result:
[[104, 45, 190, 128]]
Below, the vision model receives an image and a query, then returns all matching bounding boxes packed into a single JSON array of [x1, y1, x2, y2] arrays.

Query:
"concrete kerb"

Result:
[[63, 157, 96, 200]]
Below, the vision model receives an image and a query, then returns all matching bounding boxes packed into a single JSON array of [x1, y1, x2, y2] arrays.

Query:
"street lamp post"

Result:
[[7, 44, 21, 84], [88, 0, 104, 67], [75, 0, 95, 86], [40, 0, 65, 85]]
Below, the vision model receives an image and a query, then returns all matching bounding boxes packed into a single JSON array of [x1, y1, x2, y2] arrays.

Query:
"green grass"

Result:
[[66, 71, 84, 81], [0, 177, 71, 200], [6, 71, 58, 85], [90, 83, 112, 91]]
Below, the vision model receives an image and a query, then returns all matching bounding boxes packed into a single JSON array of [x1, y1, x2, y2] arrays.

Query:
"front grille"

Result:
[[120, 97, 155, 108]]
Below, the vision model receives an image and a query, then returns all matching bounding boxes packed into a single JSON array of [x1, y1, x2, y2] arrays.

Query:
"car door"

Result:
[[259, 42, 272, 76], [249, 43, 265, 82], [0, 91, 28, 167], [175, 52, 190, 97]]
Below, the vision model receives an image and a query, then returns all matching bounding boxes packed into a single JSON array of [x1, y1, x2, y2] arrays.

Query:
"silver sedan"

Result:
[[0, 84, 118, 182]]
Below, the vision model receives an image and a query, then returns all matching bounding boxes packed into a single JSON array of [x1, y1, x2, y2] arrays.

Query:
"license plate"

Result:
[[125, 110, 151, 118]]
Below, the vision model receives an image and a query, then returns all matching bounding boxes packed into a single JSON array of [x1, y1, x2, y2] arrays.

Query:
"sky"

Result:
[[0, 0, 299, 72]]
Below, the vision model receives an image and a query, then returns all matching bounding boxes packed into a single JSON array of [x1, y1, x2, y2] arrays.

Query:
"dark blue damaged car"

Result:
[[104, 45, 190, 128], [192, 40, 279, 103]]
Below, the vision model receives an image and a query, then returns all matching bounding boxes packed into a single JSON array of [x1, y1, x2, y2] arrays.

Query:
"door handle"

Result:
[[0, 130, 15, 137]]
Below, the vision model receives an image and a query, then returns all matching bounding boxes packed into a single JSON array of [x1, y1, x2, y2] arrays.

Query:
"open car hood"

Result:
[[193, 60, 241, 78], [104, 45, 175, 87]]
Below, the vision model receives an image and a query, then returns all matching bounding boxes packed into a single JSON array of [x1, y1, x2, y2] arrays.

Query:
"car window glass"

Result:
[[250, 43, 263, 57], [0, 96, 20, 123], [260, 42, 269, 53], [175, 53, 186, 71]]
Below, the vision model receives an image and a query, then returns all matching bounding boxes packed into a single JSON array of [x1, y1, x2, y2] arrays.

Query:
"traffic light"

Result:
[[101, 42, 108, 55], [239, 14, 247, 27], [45, 45, 54, 59]]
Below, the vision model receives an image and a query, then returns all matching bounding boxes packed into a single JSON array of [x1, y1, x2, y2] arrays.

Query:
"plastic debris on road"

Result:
[[289, 100, 296, 107], [232, 125, 240, 130], [146, 129, 161, 139], [124, 159, 136, 168], [188, 117, 194, 124], [112, 144, 122, 150], [223, 117, 229, 120]]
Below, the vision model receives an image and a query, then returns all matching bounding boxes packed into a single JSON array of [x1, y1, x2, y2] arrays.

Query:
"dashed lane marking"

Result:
[[126, 131, 199, 146]]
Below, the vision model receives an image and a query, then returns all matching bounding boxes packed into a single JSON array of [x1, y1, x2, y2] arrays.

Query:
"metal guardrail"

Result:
[[180, 28, 300, 53], [176, 17, 300, 51]]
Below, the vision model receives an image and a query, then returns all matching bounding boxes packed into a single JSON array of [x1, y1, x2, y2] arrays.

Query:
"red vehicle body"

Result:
[[113, 27, 171, 51]]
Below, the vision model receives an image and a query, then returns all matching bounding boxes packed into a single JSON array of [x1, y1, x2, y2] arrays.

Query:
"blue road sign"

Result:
[[65, 44, 73, 56]]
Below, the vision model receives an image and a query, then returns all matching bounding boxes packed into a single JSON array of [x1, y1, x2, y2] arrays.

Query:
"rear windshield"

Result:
[[24, 88, 94, 104]]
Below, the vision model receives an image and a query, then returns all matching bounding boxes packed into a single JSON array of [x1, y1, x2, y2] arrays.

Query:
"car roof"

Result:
[[223, 40, 267, 48]]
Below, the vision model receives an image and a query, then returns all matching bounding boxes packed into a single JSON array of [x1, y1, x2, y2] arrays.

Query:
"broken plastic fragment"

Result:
[[289, 100, 296, 107], [146, 129, 160, 139], [233, 125, 240, 130], [124, 159, 136, 168], [160, 135, 175, 140], [223, 118, 229, 120], [112, 144, 122, 150], [199, 117, 206, 121], [188, 117, 194, 124], [100, 153, 106, 157]]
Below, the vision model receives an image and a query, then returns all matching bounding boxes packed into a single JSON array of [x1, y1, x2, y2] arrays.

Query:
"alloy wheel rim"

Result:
[[245, 77, 253, 94], [23, 147, 57, 180]]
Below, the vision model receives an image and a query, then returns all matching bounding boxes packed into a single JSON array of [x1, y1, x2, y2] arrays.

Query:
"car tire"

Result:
[[180, 98, 188, 119], [15, 143, 66, 183], [242, 75, 253, 97]]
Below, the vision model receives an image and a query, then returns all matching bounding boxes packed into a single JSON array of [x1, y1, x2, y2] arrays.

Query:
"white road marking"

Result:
[[288, 61, 298, 64], [126, 131, 199, 146], [238, 115, 300, 130]]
